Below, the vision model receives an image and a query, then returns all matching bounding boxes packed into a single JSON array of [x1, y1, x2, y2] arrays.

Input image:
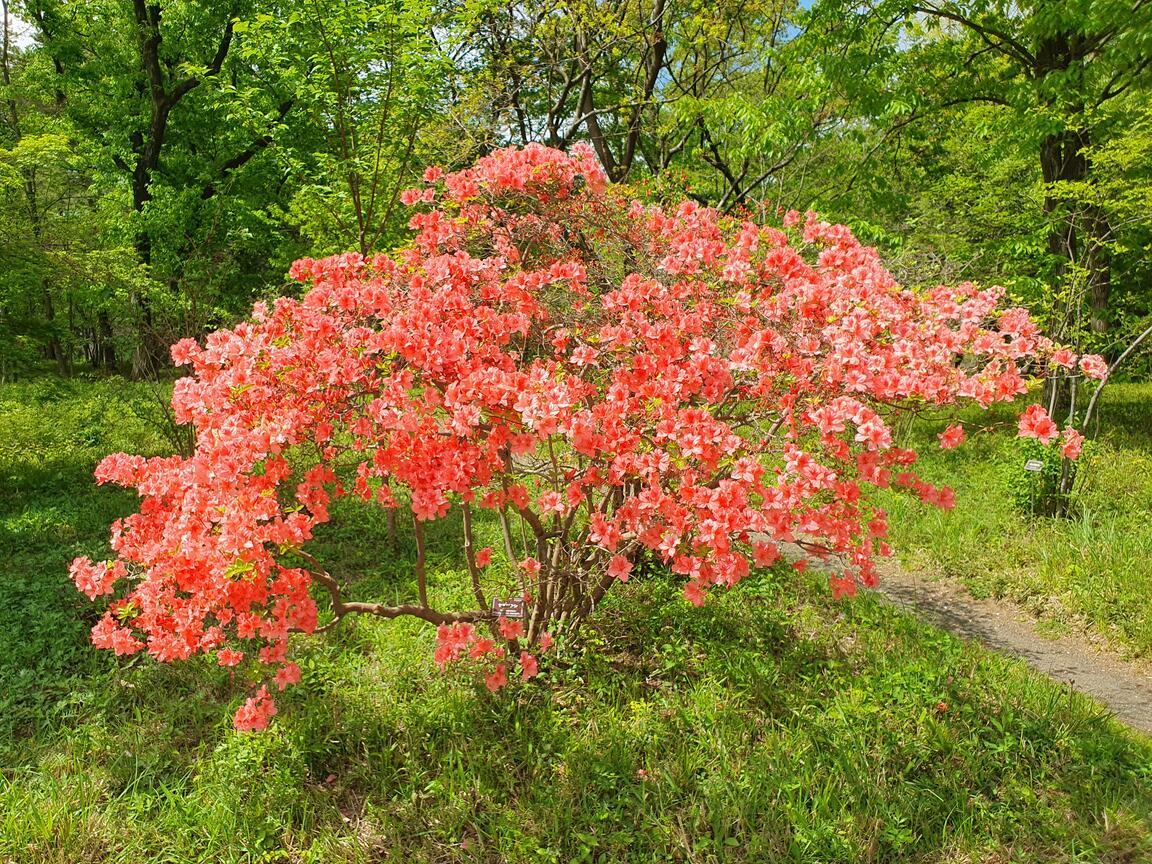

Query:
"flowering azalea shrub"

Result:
[[71, 144, 1106, 730]]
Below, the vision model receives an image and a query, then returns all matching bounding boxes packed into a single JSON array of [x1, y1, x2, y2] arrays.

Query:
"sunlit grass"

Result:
[[881, 382, 1152, 657], [0, 371, 1149, 863]]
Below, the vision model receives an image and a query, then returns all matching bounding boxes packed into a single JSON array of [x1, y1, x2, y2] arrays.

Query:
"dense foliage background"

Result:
[[2, 0, 1151, 380], [3, 4, 1152, 861]]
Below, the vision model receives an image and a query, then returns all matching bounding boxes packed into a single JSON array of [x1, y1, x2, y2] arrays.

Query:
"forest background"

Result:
[[4, 3, 1152, 862], [2, 0, 1151, 381]]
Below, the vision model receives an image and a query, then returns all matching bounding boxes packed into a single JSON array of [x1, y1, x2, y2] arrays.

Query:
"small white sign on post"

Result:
[[491, 598, 526, 619], [1023, 459, 1045, 473]]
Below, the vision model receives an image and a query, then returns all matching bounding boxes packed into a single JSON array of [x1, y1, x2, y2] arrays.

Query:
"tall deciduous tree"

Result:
[[2, 0, 146, 374], [236, 0, 448, 256], [458, 0, 673, 180], [22, 0, 298, 375], [457, 0, 842, 210], [808, 0, 1152, 336]]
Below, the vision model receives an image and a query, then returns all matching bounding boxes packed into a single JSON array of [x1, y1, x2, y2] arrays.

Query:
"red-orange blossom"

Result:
[[71, 144, 1103, 730]]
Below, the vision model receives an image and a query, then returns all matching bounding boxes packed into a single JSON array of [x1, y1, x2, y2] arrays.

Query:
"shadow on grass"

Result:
[[3, 539, 1151, 861], [2, 378, 1151, 862], [0, 460, 138, 748], [235, 573, 1152, 863]]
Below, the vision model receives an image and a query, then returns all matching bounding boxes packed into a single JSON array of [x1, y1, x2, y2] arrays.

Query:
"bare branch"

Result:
[[461, 502, 488, 611], [910, 4, 1036, 69], [414, 514, 428, 608], [200, 98, 294, 200], [1082, 317, 1152, 433], [295, 548, 490, 633]]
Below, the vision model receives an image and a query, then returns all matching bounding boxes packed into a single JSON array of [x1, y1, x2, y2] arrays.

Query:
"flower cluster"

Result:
[[73, 144, 1099, 730]]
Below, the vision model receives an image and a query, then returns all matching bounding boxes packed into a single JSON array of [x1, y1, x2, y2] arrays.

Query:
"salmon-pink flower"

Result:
[[274, 662, 301, 690], [1018, 404, 1059, 444], [607, 555, 632, 582], [570, 345, 599, 366], [470, 637, 498, 659], [1061, 427, 1085, 460], [170, 338, 200, 366], [536, 491, 565, 513], [234, 687, 277, 732], [485, 663, 508, 692], [70, 557, 124, 600], [498, 617, 524, 641], [217, 649, 244, 667], [1079, 354, 1108, 379], [938, 424, 965, 450], [752, 542, 779, 567]]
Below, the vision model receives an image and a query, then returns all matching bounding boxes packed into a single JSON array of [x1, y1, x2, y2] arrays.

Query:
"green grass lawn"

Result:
[[880, 382, 1152, 658], [1, 374, 1150, 863]]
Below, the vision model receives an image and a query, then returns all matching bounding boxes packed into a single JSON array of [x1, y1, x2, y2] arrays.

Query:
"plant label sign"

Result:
[[1023, 459, 1045, 472], [491, 598, 526, 619]]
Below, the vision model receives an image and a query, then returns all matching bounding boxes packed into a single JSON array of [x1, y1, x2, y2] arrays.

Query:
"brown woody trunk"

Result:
[[1036, 31, 1111, 423], [94, 311, 117, 370], [1036, 33, 1111, 336]]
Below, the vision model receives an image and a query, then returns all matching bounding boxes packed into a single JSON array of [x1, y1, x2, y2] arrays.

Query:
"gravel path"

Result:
[[783, 543, 1152, 734]]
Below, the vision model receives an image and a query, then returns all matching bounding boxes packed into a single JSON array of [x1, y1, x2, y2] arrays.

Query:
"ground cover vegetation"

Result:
[[2, 0, 1152, 860], [3, 377, 1152, 862]]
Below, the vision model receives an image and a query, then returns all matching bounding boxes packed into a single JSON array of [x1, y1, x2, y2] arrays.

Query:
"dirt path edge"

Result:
[[782, 543, 1152, 734]]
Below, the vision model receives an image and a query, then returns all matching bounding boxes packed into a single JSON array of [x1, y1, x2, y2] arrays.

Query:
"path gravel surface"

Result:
[[782, 542, 1152, 734]]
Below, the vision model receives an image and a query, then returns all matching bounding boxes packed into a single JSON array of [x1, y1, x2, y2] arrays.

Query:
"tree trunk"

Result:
[[131, 228, 166, 379], [123, 3, 235, 378], [1036, 32, 1112, 335], [1083, 205, 1112, 333], [95, 310, 117, 370], [40, 283, 71, 375]]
